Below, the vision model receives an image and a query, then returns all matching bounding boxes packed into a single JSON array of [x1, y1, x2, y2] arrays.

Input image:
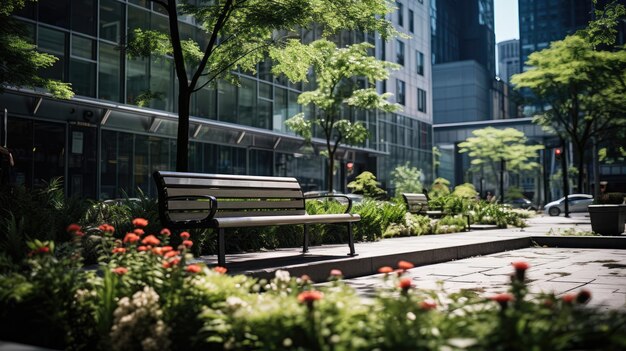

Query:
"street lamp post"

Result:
[[500, 158, 505, 202]]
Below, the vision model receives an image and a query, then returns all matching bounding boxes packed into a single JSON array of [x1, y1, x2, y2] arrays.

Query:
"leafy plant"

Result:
[[391, 163, 423, 198], [428, 178, 451, 199]]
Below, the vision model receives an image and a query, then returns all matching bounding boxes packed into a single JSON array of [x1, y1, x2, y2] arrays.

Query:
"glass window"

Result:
[[71, 0, 97, 35], [396, 2, 404, 27], [128, 0, 149, 8], [238, 77, 257, 127], [100, 0, 124, 43], [409, 9, 414, 33], [273, 87, 287, 132], [218, 82, 237, 123], [99, 42, 121, 102], [72, 35, 95, 60], [416, 50, 424, 75], [259, 82, 273, 100], [258, 100, 272, 130], [38, 26, 66, 81], [418, 88, 427, 112], [396, 40, 404, 65], [128, 5, 149, 34], [70, 59, 96, 97], [126, 56, 149, 105], [249, 149, 273, 176], [149, 58, 174, 111], [396, 79, 405, 105], [193, 86, 216, 119], [39, 0, 70, 28], [287, 91, 300, 120]]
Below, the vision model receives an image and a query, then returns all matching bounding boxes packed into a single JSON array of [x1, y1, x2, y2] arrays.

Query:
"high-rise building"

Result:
[[0, 0, 433, 199], [497, 39, 519, 83]]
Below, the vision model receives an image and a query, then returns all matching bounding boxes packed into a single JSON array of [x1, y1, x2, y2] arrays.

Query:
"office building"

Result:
[[0, 0, 434, 199], [497, 39, 519, 83]]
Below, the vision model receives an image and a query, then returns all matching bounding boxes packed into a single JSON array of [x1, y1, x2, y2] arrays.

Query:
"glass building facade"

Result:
[[2, 0, 434, 199]]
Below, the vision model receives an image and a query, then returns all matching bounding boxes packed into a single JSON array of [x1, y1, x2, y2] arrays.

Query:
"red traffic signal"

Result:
[[346, 162, 354, 172], [555, 148, 562, 159]]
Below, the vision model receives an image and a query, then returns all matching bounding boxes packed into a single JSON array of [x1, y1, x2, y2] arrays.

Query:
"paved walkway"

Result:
[[343, 247, 626, 310]]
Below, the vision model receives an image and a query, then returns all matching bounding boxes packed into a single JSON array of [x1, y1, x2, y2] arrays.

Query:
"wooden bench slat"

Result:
[[166, 187, 303, 199], [167, 199, 304, 211], [213, 209, 307, 218], [215, 213, 361, 228], [162, 177, 301, 189], [159, 171, 298, 183]]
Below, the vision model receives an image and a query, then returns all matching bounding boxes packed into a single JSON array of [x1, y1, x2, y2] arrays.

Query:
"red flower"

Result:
[[98, 224, 115, 233], [74, 231, 85, 237], [490, 293, 514, 309], [164, 250, 178, 259], [142, 235, 160, 246], [186, 264, 202, 273], [137, 246, 148, 252], [160, 228, 171, 236], [300, 274, 311, 283], [112, 267, 128, 275], [419, 299, 437, 310], [398, 277, 413, 290], [330, 269, 343, 278], [562, 293, 576, 304], [576, 289, 592, 304], [378, 266, 394, 274], [161, 246, 173, 253], [180, 231, 190, 240], [112, 247, 126, 254], [398, 260, 415, 271], [66, 223, 81, 233], [133, 228, 145, 236], [297, 290, 323, 303], [123, 233, 140, 243], [163, 257, 181, 269], [214, 266, 227, 274], [182, 240, 193, 248], [38, 246, 50, 254], [511, 261, 530, 271], [132, 218, 148, 228]]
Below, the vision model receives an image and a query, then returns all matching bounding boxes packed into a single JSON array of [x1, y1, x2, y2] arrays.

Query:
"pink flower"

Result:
[[112, 247, 126, 254], [214, 266, 227, 274], [112, 267, 128, 275], [142, 235, 160, 246], [164, 251, 178, 259], [98, 224, 115, 233], [137, 246, 148, 252], [185, 264, 202, 273], [133, 228, 145, 236], [182, 240, 193, 248], [330, 269, 343, 278], [74, 231, 85, 237], [490, 293, 514, 309], [512, 261, 530, 281], [562, 293, 576, 304], [180, 231, 190, 240], [160, 228, 171, 236], [132, 218, 148, 228]]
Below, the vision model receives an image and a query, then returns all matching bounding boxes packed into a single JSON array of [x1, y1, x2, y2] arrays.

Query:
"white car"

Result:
[[544, 194, 594, 216]]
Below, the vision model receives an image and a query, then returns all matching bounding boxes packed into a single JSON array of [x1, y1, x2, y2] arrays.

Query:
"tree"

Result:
[[347, 171, 386, 199], [0, 1, 73, 98], [511, 2, 626, 192], [391, 162, 423, 197], [269, 39, 400, 192], [458, 127, 543, 198], [127, 0, 396, 172]]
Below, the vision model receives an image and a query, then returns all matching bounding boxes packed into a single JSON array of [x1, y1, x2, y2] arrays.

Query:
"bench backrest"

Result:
[[153, 171, 306, 226], [402, 193, 428, 213]]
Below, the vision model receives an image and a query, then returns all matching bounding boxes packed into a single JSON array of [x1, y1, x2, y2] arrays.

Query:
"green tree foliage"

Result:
[[0, 0, 73, 98], [391, 162, 423, 198], [511, 2, 626, 191], [452, 183, 478, 199], [126, 0, 397, 172], [458, 127, 544, 197], [347, 171, 387, 199], [270, 39, 400, 191], [428, 177, 450, 199]]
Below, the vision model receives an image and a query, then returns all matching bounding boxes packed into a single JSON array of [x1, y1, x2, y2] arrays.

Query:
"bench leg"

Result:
[[302, 224, 309, 253], [347, 222, 356, 256], [217, 228, 226, 267]]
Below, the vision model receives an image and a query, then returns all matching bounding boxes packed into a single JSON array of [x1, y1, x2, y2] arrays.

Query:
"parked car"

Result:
[[505, 197, 537, 211], [544, 194, 594, 216]]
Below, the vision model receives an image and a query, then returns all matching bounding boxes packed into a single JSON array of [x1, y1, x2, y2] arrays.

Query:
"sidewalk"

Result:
[[194, 213, 624, 282]]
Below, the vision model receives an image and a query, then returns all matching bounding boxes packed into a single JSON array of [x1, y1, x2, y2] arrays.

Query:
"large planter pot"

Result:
[[588, 204, 626, 236]]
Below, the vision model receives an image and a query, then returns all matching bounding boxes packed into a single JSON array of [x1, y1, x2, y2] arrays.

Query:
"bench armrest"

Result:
[[304, 194, 353, 213], [165, 195, 218, 224]]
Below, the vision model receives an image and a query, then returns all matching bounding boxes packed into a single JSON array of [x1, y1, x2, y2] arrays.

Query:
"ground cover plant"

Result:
[[0, 219, 624, 350]]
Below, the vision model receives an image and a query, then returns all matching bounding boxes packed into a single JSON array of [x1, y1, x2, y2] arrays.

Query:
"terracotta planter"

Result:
[[588, 204, 626, 236]]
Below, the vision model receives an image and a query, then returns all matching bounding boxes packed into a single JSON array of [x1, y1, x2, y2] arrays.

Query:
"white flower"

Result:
[[406, 311, 416, 321], [275, 269, 291, 282]]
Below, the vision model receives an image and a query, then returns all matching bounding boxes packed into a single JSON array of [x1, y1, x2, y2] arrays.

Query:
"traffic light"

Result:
[[554, 148, 563, 160], [346, 162, 354, 173]]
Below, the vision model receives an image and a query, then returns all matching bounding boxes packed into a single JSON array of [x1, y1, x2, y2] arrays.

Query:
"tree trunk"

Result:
[[327, 152, 335, 193], [176, 89, 191, 172]]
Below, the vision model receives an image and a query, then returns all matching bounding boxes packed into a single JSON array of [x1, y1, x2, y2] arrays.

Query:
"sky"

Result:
[[494, 0, 519, 42]]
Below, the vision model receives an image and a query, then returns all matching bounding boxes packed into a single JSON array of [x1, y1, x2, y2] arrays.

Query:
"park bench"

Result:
[[153, 171, 360, 266], [401, 193, 471, 230]]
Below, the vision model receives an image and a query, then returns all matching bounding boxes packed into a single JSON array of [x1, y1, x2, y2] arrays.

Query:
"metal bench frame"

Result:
[[153, 171, 360, 266], [402, 193, 471, 230]]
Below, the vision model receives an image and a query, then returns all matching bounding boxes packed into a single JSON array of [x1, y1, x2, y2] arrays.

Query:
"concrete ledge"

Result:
[[531, 235, 626, 249]]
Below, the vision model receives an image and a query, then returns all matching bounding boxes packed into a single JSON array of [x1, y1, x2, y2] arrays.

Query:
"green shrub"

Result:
[[428, 177, 450, 199], [597, 192, 626, 204], [347, 171, 387, 199], [391, 163, 423, 198]]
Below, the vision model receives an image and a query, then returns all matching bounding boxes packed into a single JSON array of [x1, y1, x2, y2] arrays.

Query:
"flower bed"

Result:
[[0, 219, 624, 350]]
